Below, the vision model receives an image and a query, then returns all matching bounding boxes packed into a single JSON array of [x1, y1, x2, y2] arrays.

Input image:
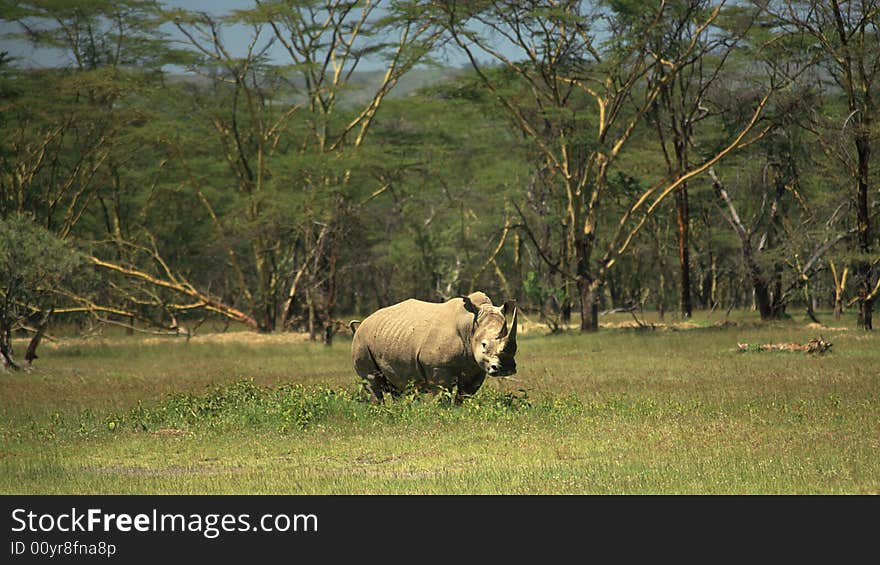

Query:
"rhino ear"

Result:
[[460, 295, 480, 315]]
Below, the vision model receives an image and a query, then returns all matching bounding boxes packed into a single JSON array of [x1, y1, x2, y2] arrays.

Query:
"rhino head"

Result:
[[462, 295, 518, 377]]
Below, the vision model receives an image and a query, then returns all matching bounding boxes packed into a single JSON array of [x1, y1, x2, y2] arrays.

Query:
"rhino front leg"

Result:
[[455, 372, 487, 403], [422, 366, 458, 397], [423, 367, 485, 403]]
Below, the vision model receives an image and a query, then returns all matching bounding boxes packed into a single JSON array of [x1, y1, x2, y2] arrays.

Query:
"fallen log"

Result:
[[735, 337, 832, 354]]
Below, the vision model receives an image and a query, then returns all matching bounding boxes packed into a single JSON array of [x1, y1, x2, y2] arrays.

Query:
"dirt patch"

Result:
[[35, 330, 313, 351], [805, 323, 849, 331], [177, 332, 312, 346], [601, 320, 704, 330], [354, 454, 403, 465], [151, 428, 188, 437]]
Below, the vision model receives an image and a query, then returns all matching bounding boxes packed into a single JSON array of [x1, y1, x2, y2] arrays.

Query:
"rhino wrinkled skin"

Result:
[[350, 292, 518, 401]]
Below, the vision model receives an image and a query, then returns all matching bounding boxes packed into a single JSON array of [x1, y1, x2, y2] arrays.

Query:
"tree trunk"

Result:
[[741, 235, 776, 321], [658, 271, 666, 321], [834, 296, 843, 320], [801, 276, 821, 324], [560, 298, 572, 325], [0, 320, 20, 370], [699, 268, 709, 310], [578, 279, 600, 332], [575, 233, 599, 332], [24, 308, 53, 366], [675, 186, 692, 318], [699, 252, 717, 310], [0, 348, 18, 370], [753, 278, 774, 321], [607, 275, 622, 308], [855, 136, 874, 330], [320, 227, 340, 343], [710, 254, 718, 309], [831, 262, 847, 320], [264, 295, 276, 333], [771, 272, 786, 318], [859, 296, 874, 330], [307, 290, 316, 341]]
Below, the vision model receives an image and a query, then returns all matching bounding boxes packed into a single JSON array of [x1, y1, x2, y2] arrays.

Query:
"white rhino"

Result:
[[350, 291, 518, 401]]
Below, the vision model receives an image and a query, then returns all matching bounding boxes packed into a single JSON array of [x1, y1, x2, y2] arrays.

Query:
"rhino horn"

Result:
[[502, 300, 517, 340]]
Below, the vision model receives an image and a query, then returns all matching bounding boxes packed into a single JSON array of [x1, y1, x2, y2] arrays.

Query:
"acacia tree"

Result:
[[351, 75, 529, 312], [0, 0, 206, 335], [765, 0, 879, 329], [428, 0, 775, 331], [0, 216, 83, 369], [249, 0, 441, 339], [646, 0, 763, 318], [74, 1, 439, 338], [0, 0, 171, 234], [89, 1, 440, 342]]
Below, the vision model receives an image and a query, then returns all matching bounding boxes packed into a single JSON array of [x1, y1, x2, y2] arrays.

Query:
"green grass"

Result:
[[1, 311, 878, 494]]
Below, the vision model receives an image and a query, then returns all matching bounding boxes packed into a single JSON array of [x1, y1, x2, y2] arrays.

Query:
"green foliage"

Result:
[[0, 215, 85, 365], [523, 271, 566, 307], [0, 215, 83, 310], [54, 379, 537, 437], [122, 380, 340, 433]]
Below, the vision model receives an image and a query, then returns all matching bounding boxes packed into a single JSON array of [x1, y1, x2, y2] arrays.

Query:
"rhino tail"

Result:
[[349, 320, 362, 334]]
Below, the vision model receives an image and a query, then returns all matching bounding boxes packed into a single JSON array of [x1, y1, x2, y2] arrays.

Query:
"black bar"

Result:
[[1, 495, 875, 563]]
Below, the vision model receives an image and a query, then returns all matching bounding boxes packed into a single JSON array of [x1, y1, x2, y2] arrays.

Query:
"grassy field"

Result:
[[1, 311, 878, 494]]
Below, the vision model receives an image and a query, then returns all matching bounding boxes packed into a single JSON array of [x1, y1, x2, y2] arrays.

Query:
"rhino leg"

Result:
[[422, 366, 483, 403], [455, 372, 487, 403], [361, 373, 390, 403], [422, 366, 457, 395], [354, 345, 392, 403]]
